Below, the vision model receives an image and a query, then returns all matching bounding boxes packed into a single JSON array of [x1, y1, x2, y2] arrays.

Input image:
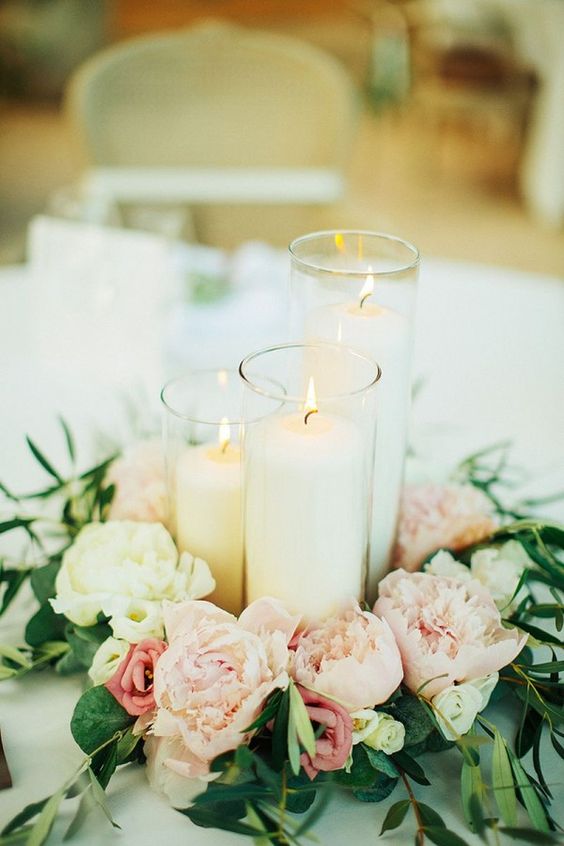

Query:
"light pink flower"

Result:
[[374, 569, 527, 699], [290, 602, 403, 711], [151, 599, 293, 784], [107, 439, 167, 525], [298, 686, 352, 781], [105, 638, 167, 716], [393, 483, 498, 572]]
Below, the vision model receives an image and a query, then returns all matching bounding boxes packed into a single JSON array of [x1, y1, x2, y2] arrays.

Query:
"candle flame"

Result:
[[359, 269, 374, 309], [219, 416, 230, 452], [304, 377, 318, 425], [334, 233, 345, 254]]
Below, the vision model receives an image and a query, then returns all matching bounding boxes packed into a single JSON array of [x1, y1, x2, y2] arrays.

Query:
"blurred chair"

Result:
[[64, 21, 359, 247]]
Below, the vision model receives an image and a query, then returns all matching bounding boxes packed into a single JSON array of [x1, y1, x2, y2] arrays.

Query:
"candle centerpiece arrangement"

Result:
[[289, 231, 419, 599], [161, 369, 244, 614], [239, 342, 380, 620]]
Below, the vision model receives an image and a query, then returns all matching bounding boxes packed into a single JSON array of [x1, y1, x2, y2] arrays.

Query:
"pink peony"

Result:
[[393, 483, 498, 572], [105, 637, 167, 716], [298, 686, 353, 780], [290, 601, 403, 712], [374, 569, 527, 699], [107, 439, 167, 525], [151, 598, 295, 785]]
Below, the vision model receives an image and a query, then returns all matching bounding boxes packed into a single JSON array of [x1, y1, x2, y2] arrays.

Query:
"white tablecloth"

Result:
[[1, 256, 563, 844]]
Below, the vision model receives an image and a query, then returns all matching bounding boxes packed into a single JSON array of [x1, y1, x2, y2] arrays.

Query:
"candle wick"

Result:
[[221, 440, 229, 454], [359, 292, 371, 309], [304, 409, 318, 426]]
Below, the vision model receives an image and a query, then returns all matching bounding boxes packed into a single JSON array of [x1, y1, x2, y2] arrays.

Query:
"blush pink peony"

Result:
[[298, 686, 352, 780], [393, 483, 498, 572], [150, 598, 296, 785], [374, 569, 527, 699], [290, 602, 403, 712], [105, 638, 167, 716], [107, 439, 167, 525]]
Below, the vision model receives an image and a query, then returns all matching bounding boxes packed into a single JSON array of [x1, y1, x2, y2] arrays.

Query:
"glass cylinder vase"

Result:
[[239, 342, 380, 623], [289, 231, 419, 600], [161, 369, 244, 614]]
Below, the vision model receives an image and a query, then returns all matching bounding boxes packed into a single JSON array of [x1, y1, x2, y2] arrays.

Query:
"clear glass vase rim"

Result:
[[160, 368, 246, 426], [288, 229, 420, 277], [238, 342, 382, 405]]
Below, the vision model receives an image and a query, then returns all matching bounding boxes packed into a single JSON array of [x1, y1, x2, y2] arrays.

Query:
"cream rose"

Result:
[[51, 522, 214, 627], [88, 636, 130, 685], [431, 683, 483, 741], [351, 709, 405, 754]]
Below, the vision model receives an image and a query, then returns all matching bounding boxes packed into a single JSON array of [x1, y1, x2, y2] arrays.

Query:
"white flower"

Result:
[[471, 672, 499, 710], [351, 709, 405, 755], [50, 521, 215, 626], [88, 636, 130, 685], [470, 541, 530, 611], [425, 550, 472, 581], [431, 683, 483, 741], [105, 598, 165, 643]]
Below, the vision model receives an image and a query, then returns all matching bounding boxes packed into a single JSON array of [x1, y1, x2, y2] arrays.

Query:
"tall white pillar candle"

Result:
[[305, 285, 411, 597], [176, 422, 243, 614], [245, 403, 365, 622]]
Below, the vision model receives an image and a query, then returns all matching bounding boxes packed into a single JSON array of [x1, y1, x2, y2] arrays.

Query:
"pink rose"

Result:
[[105, 637, 167, 716], [298, 686, 352, 780], [290, 601, 403, 711], [393, 483, 498, 572], [107, 439, 167, 525], [374, 569, 527, 699], [151, 599, 294, 785]]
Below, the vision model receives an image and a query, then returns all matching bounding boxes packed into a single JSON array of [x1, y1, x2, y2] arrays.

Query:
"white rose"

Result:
[[104, 598, 164, 643], [88, 636, 130, 685], [470, 540, 530, 611], [471, 672, 499, 710], [431, 683, 483, 741], [50, 521, 215, 626], [351, 709, 405, 755], [425, 550, 472, 581]]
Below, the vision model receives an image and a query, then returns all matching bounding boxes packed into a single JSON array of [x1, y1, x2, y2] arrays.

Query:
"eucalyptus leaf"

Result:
[[423, 827, 471, 846], [389, 695, 435, 747], [392, 750, 430, 785], [352, 773, 397, 803], [289, 682, 316, 759], [26, 786, 66, 846], [498, 828, 559, 843], [508, 751, 550, 833], [71, 686, 133, 754], [492, 730, 517, 826], [30, 559, 61, 604], [25, 436, 64, 484], [379, 799, 410, 834], [25, 602, 66, 647], [364, 746, 399, 779]]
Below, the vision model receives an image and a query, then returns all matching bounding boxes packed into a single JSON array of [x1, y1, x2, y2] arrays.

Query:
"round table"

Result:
[[1, 256, 563, 844]]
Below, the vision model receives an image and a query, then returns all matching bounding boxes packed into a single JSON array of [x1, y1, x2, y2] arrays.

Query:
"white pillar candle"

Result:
[[245, 389, 365, 622], [305, 280, 411, 597], [176, 420, 243, 614]]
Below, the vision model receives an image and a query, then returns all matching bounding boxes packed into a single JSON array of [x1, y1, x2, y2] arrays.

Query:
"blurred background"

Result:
[[0, 0, 563, 273]]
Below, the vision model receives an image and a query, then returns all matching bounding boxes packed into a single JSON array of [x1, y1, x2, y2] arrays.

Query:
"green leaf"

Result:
[[525, 660, 564, 673], [25, 602, 66, 647], [335, 744, 379, 788], [0, 644, 31, 668], [364, 746, 399, 779], [392, 750, 430, 785], [287, 692, 301, 776], [116, 729, 141, 764], [0, 518, 34, 535], [87, 767, 120, 828], [423, 827, 471, 846], [418, 803, 447, 828], [389, 695, 435, 747], [271, 687, 290, 770], [27, 785, 66, 846], [30, 559, 61, 604], [1, 799, 48, 836], [461, 762, 484, 833], [25, 436, 64, 484], [379, 799, 410, 834], [498, 828, 558, 844], [508, 751, 550, 832], [289, 682, 316, 758], [71, 686, 134, 754], [181, 806, 263, 836], [492, 729, 517, 826], [55, 649, 86, 676], [352, 774, 397, 803], [0, 565, 32, 615], [242, 689, 283, 733], [59, 418, 76, 463]]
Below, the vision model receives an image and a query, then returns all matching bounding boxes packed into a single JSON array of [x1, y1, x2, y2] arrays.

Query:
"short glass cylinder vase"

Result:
[[161, 369, 244, 614], [289, 231, 419, 599], [239, 342, 380, 623]]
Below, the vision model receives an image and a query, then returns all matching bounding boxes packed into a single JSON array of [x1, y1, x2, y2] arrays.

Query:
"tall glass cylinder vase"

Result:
[[239, 342, 380, 623], [289, 231, 419, 600], [161, 369, 244, 614]]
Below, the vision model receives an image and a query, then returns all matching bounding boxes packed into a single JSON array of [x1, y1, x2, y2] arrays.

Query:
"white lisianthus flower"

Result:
[[104, 598, 165, 643], [88, 636, 130, 685], [431, 683, 483, 741], [470, 541, 530, 611], [50, 521, 215, 627], [425, 550, 472, 581], [351, 709, 405, 755]]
